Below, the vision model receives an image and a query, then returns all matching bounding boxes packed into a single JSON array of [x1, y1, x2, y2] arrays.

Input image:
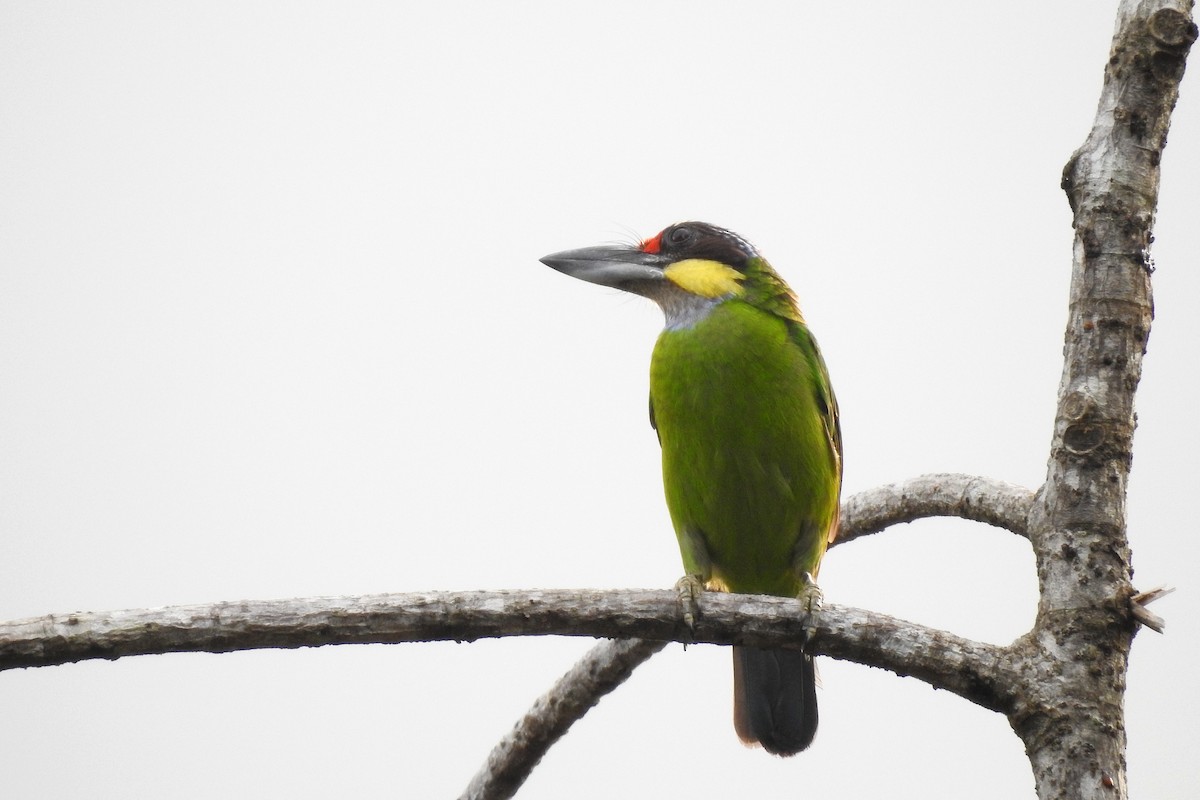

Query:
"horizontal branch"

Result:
[[837, 473, 1035, 545], [0, 589, 1008, 706], [1, 473, 1026, 673]]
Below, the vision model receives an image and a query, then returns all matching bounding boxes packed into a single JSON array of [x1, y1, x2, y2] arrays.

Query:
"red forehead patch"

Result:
[[640, 232, 663, 254]]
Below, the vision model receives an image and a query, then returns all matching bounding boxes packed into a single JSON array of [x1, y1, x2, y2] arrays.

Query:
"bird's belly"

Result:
[[660, 416, 818, 596]]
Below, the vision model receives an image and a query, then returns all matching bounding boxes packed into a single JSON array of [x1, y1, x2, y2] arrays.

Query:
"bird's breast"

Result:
[[648, 302, 837, 595]]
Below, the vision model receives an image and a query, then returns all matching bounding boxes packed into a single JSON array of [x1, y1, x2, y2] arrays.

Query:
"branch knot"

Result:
[[1148, 8, 1198, 48]]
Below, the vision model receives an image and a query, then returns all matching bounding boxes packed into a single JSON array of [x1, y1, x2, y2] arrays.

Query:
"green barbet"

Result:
[[541, 222, 841, 755]]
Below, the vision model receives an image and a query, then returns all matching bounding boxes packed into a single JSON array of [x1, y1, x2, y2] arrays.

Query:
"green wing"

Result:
[[787, 319, 842, 542]]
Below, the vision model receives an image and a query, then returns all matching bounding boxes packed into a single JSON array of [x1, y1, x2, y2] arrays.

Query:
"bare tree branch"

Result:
[[836, 473, 1034, 545], [0, 590, 1007, 707], [460, 637, 667, 800], [0, 472, 1025, 676], [0, 590, 676, 671]]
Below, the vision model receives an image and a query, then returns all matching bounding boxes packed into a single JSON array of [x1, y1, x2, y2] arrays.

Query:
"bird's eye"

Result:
[[666, 226, 694, 248]]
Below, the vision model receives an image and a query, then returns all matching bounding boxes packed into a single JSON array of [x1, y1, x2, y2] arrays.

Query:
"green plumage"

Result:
[[541, 222, 841, 757], [651, 299, 839, 597]]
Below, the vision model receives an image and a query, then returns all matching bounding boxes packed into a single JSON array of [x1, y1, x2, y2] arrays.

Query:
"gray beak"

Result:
[[540, 245, 669, 291]]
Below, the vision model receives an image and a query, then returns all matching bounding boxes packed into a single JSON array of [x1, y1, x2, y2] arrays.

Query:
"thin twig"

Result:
[[1130, 585, 1175, 633]]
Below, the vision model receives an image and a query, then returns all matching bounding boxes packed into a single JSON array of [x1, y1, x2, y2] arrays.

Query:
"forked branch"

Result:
[[462, 474, 1031, 799]]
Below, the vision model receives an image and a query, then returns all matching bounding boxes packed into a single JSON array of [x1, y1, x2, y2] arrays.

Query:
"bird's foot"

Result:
[[798, 572, 823, 648], [674, 574, 705, 637], [798, 572, 823, 613]]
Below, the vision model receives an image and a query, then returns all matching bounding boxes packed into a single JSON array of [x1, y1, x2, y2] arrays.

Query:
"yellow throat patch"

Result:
[[662, 259, 746, 299]]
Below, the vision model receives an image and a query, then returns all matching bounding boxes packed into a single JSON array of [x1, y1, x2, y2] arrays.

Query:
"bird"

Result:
[[541, 222, 842, 756]]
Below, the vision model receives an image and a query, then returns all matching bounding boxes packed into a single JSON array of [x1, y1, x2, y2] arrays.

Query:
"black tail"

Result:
[[732, 646, 817, 756]]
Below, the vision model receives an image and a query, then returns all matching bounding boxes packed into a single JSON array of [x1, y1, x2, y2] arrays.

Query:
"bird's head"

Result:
[[541, 222, 801, 327]]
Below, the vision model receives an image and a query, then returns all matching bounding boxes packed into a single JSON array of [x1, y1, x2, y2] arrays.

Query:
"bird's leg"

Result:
[[798, 572, 822, 649], [675, 527, 713, 637], [798, 571, 823, 613], [675, 574, 705, 637]]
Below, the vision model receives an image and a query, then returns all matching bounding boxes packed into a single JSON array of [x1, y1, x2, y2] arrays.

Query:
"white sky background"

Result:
[[1, 2, 1197, 797]]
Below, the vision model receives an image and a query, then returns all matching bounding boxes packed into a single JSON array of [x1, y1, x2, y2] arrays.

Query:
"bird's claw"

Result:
[[798, 572, 823, 647], [798, 572, 823, 613], [675, 574, 705, 636]]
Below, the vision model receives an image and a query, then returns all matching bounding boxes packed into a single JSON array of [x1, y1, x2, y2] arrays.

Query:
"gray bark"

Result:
[[1013, 2, 1195, 797], [0, 588, 1006, 693]]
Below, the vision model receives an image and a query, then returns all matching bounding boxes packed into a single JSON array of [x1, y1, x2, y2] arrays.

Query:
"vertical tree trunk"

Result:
[[1010, 2, 1194, 797]]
